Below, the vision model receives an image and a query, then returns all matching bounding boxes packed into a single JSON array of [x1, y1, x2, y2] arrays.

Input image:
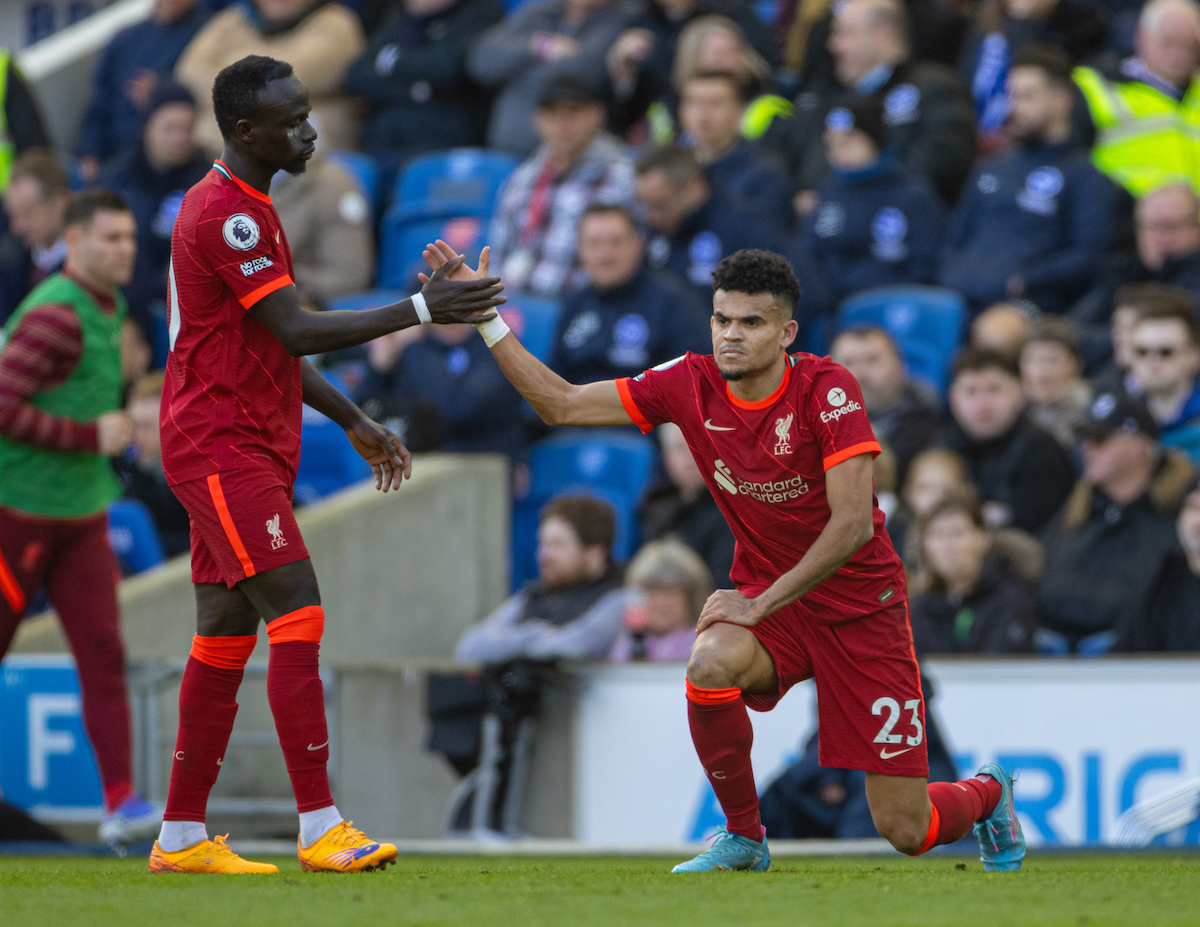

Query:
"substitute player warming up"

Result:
[[149, 56, 505, 875], [422, 242, 1025, 873]]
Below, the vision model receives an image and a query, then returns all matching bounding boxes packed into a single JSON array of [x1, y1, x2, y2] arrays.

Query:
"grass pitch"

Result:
[[1, 852, 1198, 927]]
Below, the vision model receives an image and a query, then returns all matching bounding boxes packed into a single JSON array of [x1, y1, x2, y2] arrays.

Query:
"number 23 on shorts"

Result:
[[872, 696, 924, 759]]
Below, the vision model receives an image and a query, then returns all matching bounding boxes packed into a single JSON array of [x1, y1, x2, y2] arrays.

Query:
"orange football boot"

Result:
[[297, 821, 398, 873], [148, 835, 279, 874]]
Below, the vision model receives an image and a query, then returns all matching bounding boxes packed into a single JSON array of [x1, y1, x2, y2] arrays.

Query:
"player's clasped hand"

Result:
[[346, 416, 412, 492], [697, 589, 765, 633], [419, 254, 505, 324]]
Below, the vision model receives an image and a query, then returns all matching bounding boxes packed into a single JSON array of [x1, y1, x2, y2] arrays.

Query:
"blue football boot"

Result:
[[973, 763, 1026, 871], [671, 827, 770, 873]]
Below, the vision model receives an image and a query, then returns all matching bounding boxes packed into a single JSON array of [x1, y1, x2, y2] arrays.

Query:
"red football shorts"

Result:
[[741, 593, 928, 778], [172, 468, 309, 587]]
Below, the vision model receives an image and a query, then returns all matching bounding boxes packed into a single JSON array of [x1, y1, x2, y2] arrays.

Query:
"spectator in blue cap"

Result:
[[802, 95, 945, 307]]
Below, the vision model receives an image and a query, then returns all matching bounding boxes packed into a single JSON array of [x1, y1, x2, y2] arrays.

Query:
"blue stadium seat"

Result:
[[378, 215, 486, 289], [327, 150, 382, 218], [510, 430, 658, 589], [389, 148, 519, 223], [107, 499, 165, 575], [326, 289, 406, 314], [1162, 422, 1200, 464], [499, 296, 561, 363], [836, 286, 967, 394], [295, 372, 372, 505]]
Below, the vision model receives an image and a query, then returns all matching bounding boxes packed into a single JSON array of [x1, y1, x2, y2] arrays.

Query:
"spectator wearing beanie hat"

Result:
[[800, 95, 945, 307], [94, 81, 209, 344]]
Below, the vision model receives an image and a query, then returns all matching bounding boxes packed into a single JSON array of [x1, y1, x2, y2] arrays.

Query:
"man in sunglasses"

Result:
[[1128, 288, 1200, 453]]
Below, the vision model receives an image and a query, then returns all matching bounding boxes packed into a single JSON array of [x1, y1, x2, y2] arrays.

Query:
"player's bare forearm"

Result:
[[488, 333, 634, 427], [301, 358, 364, 429], [698, 454, 876, 632]]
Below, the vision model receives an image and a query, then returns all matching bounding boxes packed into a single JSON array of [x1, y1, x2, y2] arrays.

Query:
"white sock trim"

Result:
[[158, 820, 208, 853], [298, 804, 343, 848]]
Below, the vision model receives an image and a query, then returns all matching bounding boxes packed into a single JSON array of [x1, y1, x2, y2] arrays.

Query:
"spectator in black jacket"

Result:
[[1120, 477, 1200, 651], [95, 82, 209, 343], [938, 346, 1076, 532], [1039, 391, 1195, 652], [679, 70, 793, 230], [908, 493, 1036, 654], [635, 143, 798, 307], [113, 373, 191, 557], [639, 422, 736, 586], [830, 324, 942, 485], [940, 46, 1117, 315], [804, 95, 945, 305], [76, 0, 209, 181], [1071, 184, 1200, 338], [358, 322, 527, 461], [1, 150, 69, 323], [551, 204, 710, 383], [343, 0, 503, 160], [789, 0, 977, 206]]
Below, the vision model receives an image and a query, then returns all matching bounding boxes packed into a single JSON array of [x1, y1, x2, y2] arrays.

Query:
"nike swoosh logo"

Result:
[[307, 740, 329, 751], [880, 746, 914, 759], [704, 420, 736, 431]]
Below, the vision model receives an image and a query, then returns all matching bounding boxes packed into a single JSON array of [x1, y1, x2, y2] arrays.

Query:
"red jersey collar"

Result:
[[725, 356, 792, 411], [212, 160, 273, 204], [63, 269, 118, 315]]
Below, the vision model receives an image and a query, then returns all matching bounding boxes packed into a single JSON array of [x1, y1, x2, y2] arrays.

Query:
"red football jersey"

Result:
[[617, 352, 906, 623], [161, 161, 301, 486]]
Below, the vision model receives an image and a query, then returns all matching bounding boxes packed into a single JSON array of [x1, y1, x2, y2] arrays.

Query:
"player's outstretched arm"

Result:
[[300, 360, 412, 491], [422, 240, 635, 429], [248, 258, 506, 357], [697, 453, 877, 631]]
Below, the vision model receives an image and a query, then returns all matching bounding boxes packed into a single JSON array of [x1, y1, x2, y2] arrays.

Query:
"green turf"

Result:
[[1, 853, 1198, 926]]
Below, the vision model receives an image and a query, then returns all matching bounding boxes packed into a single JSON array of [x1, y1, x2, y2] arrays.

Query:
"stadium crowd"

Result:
[[4, 0, 1200, 664]]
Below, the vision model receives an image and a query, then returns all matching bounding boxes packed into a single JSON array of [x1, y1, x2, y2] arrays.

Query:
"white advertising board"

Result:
[[572, 659, 1200, 847]]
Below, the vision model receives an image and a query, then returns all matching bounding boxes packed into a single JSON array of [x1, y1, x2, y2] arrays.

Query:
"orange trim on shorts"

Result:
[[238, 274, 293, 309], [614, 378, 653, 434], [266, 605, 325, 644], [911, 801, 941, 856], [685, 679, 743, 705], [0, 547, 26, 613], [206, 473, 256, 578], [189, 634, 258, 669], [822, 440, 882, 471]]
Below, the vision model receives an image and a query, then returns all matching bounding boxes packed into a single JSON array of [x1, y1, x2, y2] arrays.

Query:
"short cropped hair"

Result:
[[579, 202, 638, 231], [635, 143, 703, 185], [831, 324, 901, 358], [952, 345, 1020, 381], [1132, 289, 1200, 344], [64, 190, 131, 229], [1025, 315, 1081, 359], [685, 69, 750, 103], [9, 148, 70, 199], [1010, 44, 1074, 91], [711, 249, 800, 319], [212, 55, 295, 142], [541, 495, 616, 556]]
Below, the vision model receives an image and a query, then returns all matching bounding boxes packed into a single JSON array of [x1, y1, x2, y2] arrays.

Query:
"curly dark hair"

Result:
[[710, 249, 801, 319], [212, 55, 295, 142]]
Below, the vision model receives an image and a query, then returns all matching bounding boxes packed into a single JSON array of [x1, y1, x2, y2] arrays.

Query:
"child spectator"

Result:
[[610, 538, 709, 662], [1020, 315, 1091, 448]]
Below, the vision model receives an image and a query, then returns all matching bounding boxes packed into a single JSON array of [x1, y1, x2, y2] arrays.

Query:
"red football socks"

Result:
[[913, 776, 1003, 854], [266, 608, 333, 813], [686, 680, 762, 842], [163, 635, 256, 822]]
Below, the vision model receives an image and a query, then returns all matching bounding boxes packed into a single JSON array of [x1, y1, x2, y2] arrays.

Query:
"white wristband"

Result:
[[410, 291, 431, 324], [474, 314, 511, 348]]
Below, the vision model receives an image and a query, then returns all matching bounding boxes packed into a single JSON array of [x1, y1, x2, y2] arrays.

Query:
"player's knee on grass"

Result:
[[686, 624, 757, 690]]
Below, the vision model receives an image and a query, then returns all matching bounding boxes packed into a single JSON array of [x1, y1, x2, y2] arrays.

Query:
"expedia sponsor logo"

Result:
[[820, 400, 862, 423], [713, 459, 809, 503]]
